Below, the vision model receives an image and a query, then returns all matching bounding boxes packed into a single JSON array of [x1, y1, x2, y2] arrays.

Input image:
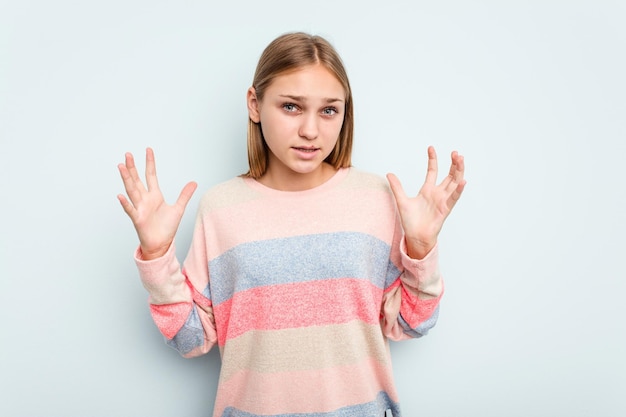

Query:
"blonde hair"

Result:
[[244, 32, 354, 179]]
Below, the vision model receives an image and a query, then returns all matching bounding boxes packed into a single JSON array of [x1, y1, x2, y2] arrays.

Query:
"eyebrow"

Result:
[[279, 94, 344, 104]]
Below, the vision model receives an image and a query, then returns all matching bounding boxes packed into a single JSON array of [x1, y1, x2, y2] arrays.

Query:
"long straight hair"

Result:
[[243, 32, 354, 179]]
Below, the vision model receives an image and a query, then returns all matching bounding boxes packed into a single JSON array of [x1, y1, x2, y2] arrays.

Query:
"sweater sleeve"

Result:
[[135, 220, 218, 357], [380, 215, 444, 341]]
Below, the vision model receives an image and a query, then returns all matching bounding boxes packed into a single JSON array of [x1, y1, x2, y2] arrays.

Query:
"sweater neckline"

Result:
[[242, 167, 350, 197]]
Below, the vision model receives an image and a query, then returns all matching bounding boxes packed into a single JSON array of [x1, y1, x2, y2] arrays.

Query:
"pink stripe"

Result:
[[213, 357, 398, 415], [383, 276, 402, 294], [214, 279, 382, 346], [400, 285, 442, 328], [149, 302, 193, 339]]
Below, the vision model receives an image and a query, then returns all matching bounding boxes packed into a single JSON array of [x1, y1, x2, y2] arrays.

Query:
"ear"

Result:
[[247, 87, 261, 123]]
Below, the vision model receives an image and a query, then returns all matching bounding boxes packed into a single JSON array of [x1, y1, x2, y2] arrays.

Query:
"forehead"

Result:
[[266, 64, 345, 99]]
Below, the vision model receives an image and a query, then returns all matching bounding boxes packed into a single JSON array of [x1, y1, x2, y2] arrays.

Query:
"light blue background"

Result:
[[1, 1, 625, 416]]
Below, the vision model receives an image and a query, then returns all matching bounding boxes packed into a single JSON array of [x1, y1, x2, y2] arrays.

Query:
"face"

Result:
[[247, 64, 346, 191]]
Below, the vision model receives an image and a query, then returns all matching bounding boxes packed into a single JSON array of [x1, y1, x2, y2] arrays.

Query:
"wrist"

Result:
[[405, 238, 436, 260], [139, 242, 172, 260]]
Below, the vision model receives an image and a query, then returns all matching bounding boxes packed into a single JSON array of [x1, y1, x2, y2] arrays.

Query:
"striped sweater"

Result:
[[136, 167, 443, 417]]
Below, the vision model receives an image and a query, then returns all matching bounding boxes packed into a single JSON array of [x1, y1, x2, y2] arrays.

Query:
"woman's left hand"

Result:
[[387, 146, 466, 260]]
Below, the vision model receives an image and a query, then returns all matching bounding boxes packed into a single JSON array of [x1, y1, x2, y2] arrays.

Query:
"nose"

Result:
[[298, 113, 319, 140]]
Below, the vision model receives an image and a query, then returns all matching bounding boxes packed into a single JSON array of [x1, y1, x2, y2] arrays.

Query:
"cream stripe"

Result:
[[219, 320, 390, 381]]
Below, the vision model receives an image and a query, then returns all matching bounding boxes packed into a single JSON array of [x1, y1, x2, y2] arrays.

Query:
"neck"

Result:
[[258, 163, 337, 191]]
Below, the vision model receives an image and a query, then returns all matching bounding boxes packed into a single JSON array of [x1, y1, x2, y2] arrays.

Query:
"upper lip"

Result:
[[293, 146, 318, 150]]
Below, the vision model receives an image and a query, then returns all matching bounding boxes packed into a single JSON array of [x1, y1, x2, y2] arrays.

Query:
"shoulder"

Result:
[[340, 168, 391, 193], [197, 176, 258, 214]]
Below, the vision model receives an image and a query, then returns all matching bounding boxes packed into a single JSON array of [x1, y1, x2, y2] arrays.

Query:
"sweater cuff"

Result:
[[400, 237, 438, 269], [399, 238, 442, 298], [134, 242, 191, 305]]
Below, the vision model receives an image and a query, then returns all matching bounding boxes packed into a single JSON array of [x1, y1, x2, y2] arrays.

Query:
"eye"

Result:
[[322, 107, 338, 116], [282, 103, 299, 112]]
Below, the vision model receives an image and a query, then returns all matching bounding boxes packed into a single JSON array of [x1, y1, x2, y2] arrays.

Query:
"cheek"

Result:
[[326, 119, 344, 140], [259, 112, 279, 140], [260, 119, 297, 149], [260, 111, 293, 135]]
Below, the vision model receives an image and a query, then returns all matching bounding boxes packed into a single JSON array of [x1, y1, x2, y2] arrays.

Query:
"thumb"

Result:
[[175, 181, 198, 210], [386, 173, 407, 205]]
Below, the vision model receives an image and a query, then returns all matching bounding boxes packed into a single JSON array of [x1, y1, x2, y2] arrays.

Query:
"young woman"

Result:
[[118, 32, 465, 417]]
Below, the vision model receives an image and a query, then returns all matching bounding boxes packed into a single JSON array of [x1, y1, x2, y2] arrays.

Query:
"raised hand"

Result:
[[387, 146, 466, 260], [117, 148, 197, 260]]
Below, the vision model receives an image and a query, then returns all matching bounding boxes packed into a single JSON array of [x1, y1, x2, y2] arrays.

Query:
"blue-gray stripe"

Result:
[[165, 305, 204, 354], [398, 305, 440, 338], [220, 391, 401, 416], [208, 232, 401, 305]]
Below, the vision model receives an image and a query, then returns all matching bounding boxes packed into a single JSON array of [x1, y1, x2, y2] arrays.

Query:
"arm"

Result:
[[382, 146, 466, 340], [118, 148, 216, 356], [135, 239, 218, 357], [380, 218, 443, 341]]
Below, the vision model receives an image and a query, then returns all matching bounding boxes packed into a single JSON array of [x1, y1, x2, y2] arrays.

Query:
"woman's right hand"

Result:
[[117, 148, 197, 260]]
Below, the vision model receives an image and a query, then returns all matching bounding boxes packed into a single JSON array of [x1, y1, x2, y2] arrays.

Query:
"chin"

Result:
[[289, 162, 325, 175]]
